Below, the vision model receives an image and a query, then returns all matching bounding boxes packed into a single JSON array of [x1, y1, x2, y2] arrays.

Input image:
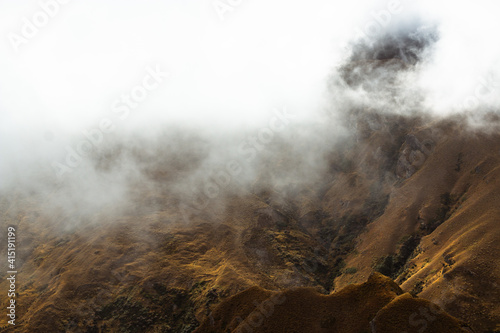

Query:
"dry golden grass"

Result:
[[0, 115, 499, 332]]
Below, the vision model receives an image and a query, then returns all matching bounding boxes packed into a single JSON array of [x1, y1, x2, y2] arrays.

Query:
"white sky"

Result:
[[0, 0, 358, 132]]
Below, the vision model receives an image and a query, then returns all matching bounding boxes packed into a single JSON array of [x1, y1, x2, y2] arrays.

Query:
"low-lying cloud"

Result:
[[0, 0, 499, 227]]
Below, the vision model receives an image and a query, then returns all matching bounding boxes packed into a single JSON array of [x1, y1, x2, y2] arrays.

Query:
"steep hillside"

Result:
[[332, 119, 500, 331], [1, 113, 499, 332]]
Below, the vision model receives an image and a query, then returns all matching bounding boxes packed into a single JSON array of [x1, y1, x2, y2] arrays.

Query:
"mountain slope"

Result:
[[1, 115, 499, 332], [195, 272, 470, 333]]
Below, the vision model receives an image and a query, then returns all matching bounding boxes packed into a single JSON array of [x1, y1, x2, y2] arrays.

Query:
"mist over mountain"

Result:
[[1, 1, 500, 332], [2, 5, 498, 227]]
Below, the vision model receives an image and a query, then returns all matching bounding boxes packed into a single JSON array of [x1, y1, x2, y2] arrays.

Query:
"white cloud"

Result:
[[0, 0, 499, 191]]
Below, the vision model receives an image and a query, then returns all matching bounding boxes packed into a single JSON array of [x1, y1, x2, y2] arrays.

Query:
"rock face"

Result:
[[195, 273, 468, 333], [395, 134, 434, 179]]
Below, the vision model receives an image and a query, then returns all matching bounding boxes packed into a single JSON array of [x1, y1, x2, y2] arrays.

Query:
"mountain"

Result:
[[2, 23, 500, 332], [1, 110, 499, 332]]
